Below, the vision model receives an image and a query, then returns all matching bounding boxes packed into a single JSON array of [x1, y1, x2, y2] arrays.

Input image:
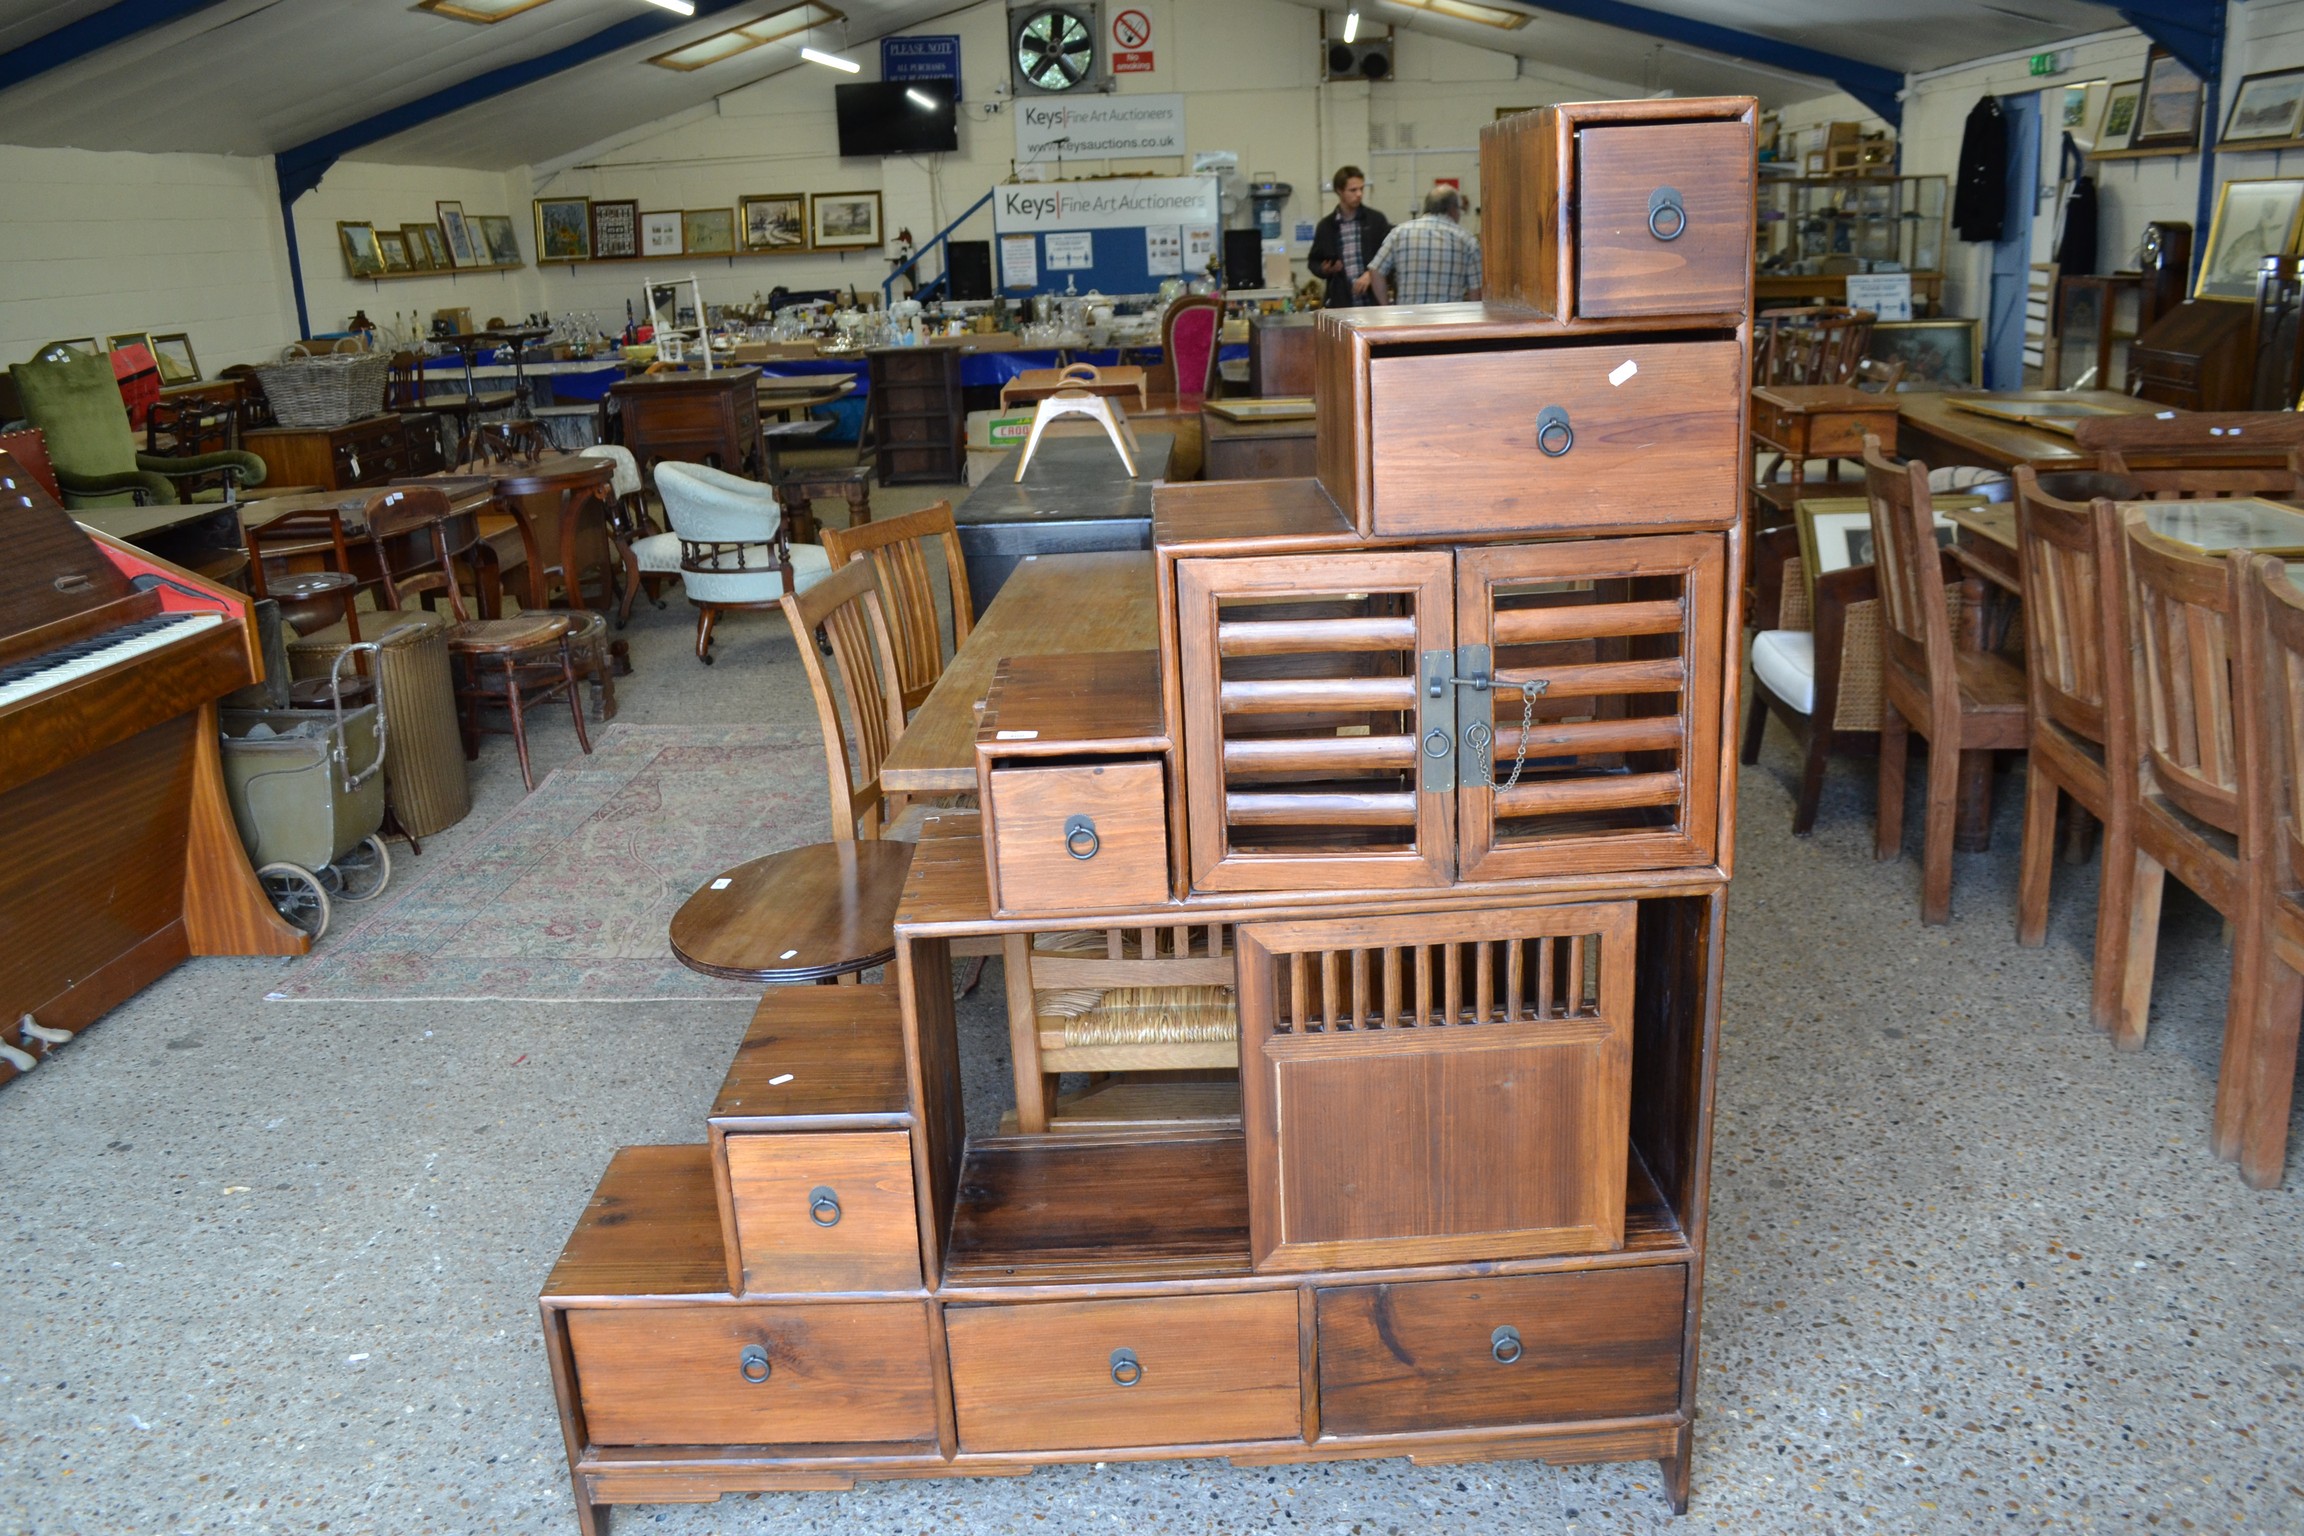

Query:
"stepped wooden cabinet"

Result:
[[870, 345, 966, 484], [541, 95, 1755, 1534]]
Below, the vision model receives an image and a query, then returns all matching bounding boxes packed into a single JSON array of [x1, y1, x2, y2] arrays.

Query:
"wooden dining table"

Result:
[[878, 549, 1159, 795], [1896, 389, 2161, 476]]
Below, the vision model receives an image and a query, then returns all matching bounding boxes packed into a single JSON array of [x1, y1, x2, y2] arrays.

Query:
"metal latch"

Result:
[[1419, 649, 1457, 792]]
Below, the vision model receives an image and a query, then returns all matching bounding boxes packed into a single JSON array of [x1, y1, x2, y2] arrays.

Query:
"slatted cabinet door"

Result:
[[1454, 535, 1728, 881], [1177, 551, 1456, 892], [1236, 902, 1637, 1272]]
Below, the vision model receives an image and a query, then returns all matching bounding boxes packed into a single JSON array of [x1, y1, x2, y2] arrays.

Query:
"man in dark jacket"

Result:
[[1308, 167, 1392, 309]]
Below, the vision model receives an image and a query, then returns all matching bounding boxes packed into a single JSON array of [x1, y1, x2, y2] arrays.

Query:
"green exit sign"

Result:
[[2029, 52, 2059, 76]]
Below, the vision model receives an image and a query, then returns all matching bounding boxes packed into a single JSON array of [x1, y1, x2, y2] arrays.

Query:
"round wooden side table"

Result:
[[669, 841, 915, 983]]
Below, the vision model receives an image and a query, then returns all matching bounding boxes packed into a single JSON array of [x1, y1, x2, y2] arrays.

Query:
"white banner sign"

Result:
[[993, 177, 1220, 234], [1015, 93, 1186, 163]]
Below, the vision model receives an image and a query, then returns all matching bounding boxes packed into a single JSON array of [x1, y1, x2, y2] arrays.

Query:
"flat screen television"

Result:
[[835, 80, 959, 157]]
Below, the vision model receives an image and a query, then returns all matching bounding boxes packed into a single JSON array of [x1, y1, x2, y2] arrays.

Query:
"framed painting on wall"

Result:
[[339, 221, 385, 278], [2134, 47, 2205, 149], [436, 201, 477, 267], [150, 333, 200, 385], [591, 198, 639, 260], [477, 215, 522, 267], [399, 223, 438, 270], [640, 210, 683, 256], [106, 331, 151, 358], [2099, 80, 2143, 150], [810, 191, 883, 249], [535, 197, 593, 261], [682, 207, 737, 256], [1865, 318, 1981, 390], [377, 230, 414, 273], [2223, 69, 2304, 148], [741, 192, 807, 251], [2196, 177, 2304, 301]]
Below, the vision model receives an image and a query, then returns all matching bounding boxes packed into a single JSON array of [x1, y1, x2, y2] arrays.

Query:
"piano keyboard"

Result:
[[0, 612, 229, 708]]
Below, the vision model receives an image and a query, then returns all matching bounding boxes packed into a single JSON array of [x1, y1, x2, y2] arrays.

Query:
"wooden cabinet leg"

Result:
[[1658, 1423, 1693, 1514]]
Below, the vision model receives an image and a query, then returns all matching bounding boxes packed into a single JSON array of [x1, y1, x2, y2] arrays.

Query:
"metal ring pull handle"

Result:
[[1536, 406, 1574, 458], [808, 1186, 842, 1227], [1491, 1325, 1523, 1365], [1064, 815, 1100, 861], [739, 1344, 773, 1384], [1647, 186, 1687, 241], [1109, 1347, 1143, 1387]]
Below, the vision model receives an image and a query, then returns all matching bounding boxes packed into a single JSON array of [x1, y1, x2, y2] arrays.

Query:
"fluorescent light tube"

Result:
[[801, 45, 860, 71], [1343, 10, 1359, 43], [640, 0, 696, 14], [905, 87, 936, 108]]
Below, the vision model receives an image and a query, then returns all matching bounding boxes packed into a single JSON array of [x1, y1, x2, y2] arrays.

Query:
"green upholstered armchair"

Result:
[[9, 349, 265, 508]]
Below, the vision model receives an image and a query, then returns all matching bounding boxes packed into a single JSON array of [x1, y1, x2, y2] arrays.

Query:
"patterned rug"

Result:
[[267, 724, 830, 1003]]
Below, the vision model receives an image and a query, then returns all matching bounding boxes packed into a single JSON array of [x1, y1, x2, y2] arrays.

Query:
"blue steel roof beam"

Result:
[[0, 0, 238, 96], [1511, 0, 1906, 125]]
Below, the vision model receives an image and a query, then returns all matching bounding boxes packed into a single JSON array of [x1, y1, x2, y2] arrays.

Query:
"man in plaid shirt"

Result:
[[1362, 188, 1482, 305]]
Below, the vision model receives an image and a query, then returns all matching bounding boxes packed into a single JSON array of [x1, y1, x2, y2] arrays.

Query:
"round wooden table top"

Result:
[[668, 840, 915, 983], [465, 453, 613, 494]]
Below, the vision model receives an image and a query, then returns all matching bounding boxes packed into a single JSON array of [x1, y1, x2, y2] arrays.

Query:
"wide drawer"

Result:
[[1364, 339, 1742, 537], [1316, 1266, 1685, 1435], [1575, 120, 1752, 319], [986, 758, 1168, 915], [945, 1292, 1301, 1451], [567, 1301, 937, 1445], [722, 1129, 920, 1293]]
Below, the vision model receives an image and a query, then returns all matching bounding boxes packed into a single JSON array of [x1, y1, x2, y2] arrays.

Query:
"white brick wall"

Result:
[[290, 161, 543, 343], [0, 143, 298, 371]]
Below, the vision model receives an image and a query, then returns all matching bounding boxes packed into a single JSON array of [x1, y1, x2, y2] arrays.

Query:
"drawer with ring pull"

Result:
[[1315, 1266, 1686, 1435], [943, 1292, 1302, 1452], [984, 758, 1170, 917], [1574, 120, 1754, 318], [1363, 339, 1743, 539], [721, 1130, 921, 1294], [565, 1301, 938, 1445]]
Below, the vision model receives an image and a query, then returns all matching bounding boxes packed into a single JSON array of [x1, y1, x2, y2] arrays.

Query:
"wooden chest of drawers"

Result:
[[244, 414, 418, 491]]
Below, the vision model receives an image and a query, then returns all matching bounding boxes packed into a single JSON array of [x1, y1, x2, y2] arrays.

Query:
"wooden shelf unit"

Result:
[[540, 95, 1757, 1535]]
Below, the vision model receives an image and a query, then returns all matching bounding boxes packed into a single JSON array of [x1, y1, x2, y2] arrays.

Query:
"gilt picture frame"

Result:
[[682, 207, 737, 256], [535, 197, 593, 262], [2134, 47, 2205, 149], [339, 221, 385, 278], [149, 332, 201, 385], [810, 191, 882, 250], [741, 192, 808, 252]]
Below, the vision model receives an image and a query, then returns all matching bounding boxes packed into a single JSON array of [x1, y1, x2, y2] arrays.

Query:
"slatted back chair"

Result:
[[1851, 355, 1905, 393], [2230, 552, 2304, 1186], [998, 922, 1242, 1132], [781, 557, 910, 840], [2111, 510, 2254, 1054], [2010, 467, 2146, 1027], [820, 502, 973, 717], [1863, 434, 2029, 923]]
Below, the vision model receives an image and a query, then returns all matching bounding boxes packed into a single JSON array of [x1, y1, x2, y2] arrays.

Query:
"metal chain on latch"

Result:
[[1465, 678, 1544, 790]]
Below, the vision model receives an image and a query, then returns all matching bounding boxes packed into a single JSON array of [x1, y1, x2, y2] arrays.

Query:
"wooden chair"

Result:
[[1739, 524, 1884, 834], [1156, 292, 1224, 400], [1000, 924, 1241, 1134], [1851, 356, 1905, 394], [244, 503, 368, 642], [2229, 552, 2304, 1187], [2010, 467, 2148, 1030], [821, 501, 974, 716], [367, 486, 592, 793], [781, 558, 913, 841], [2071, 411, 2304, 486], [2112, 512, 2256, 1060], [462, 418, 552, 467], [1864, 435, 2029, 923]]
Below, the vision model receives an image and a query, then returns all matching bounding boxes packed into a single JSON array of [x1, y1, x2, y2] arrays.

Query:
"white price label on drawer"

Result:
[[1609, 359, 1638, 387]]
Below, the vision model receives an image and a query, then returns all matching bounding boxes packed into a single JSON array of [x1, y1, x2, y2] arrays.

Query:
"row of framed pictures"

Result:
[[53, 332, 204, 385], [338, 202, 523, 279], [2073, 48, 2207, 153], [530, 192, 883, 262]]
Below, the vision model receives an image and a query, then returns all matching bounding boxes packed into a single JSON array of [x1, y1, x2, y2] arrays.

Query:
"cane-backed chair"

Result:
[[1864, 436, 2029, 923], [820, 501, 974, 716]]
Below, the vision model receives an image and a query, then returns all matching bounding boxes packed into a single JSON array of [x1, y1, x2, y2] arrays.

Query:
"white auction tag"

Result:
[[709, 877, 731, 890], [996, 729, 1039, 739], [769, 1073, 794, 1086], [1609, 359, 1638, 387], [779, 949, 799, 960]]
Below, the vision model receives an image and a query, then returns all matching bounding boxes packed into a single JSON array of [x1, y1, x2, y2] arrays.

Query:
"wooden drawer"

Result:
[[945, 1292, 1301, 1451], [985, 758, 1168, 915], [1575, 121, 1753, 319], [1316, 1266, 1685, 1435], [1364, 340, 1741, 537], [567, 1301, 937, 1445], [721, 1130, 920, 1293]]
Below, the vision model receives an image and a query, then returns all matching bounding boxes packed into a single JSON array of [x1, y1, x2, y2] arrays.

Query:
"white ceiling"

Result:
[[0, 0, 2132, 172]]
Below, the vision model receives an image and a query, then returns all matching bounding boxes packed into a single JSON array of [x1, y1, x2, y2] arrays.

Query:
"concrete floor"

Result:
[[3, 493, 2299, 1534]]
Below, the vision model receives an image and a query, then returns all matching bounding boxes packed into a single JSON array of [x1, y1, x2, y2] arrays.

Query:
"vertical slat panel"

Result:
[[1382, 945, 1401, 1027], [1442, 943, 1461, 1026], [1536, 936, 1554, 1020], [1414, 944, 1433, 1027], [1321, 949, 1341, 1031], [1350, 947, 1368, 1030], [1474, 941, 1494, 1023], [1289, 951, 1308, 1033], [1506, 938, 1525, 1022], [1566, 934, 1587, 1015]]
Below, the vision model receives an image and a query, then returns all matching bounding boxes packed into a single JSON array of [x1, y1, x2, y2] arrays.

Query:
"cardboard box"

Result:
[[965, 408, 1035, 451]]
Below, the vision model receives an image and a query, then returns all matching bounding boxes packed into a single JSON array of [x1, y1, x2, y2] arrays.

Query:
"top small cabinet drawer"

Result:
[[1575, 121, 1754, 319]]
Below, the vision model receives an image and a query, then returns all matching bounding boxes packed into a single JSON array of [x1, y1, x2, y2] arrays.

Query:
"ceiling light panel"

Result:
[[1388, 0, 1529, 29], [648, 3, 845, 70], [417, 0, 558, 22]]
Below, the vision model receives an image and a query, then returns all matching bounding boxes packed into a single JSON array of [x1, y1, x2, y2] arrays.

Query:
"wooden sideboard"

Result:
[[243, 412, 442, 491], [608, 369, 762, 484], [2129, 298, 2253, 411], [541, 95, 1756, 1534]]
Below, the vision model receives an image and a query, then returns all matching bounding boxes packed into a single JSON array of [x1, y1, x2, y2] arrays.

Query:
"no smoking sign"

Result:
[[1112, 7, 1153, 71]]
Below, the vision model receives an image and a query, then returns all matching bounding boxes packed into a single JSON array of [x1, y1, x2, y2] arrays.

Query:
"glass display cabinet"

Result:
[[1755, 174, 1950, 310]]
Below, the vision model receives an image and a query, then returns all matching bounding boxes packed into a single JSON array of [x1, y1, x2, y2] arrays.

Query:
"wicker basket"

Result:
[[255, 351, 389, 429]]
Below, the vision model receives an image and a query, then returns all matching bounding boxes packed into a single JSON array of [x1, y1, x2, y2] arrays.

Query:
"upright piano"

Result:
[[0, 450, 307, 1084]]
